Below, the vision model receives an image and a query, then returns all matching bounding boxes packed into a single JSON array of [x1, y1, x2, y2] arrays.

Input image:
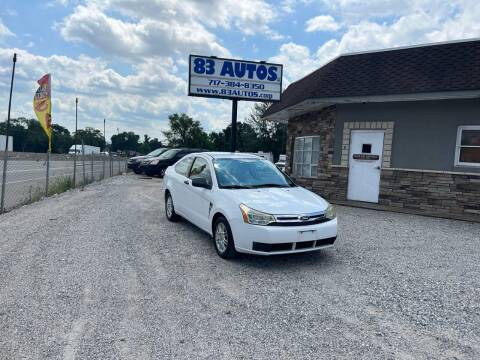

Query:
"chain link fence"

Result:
[[0, 152, 127, 213]]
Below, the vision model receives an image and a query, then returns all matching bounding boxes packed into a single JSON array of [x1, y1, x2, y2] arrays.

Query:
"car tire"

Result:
[[145, 171, 154, 177], [133, 169, 141, 174], [165, 192, 180, 222], [159, 167, 166, 178], [213, 216, 237, 259]]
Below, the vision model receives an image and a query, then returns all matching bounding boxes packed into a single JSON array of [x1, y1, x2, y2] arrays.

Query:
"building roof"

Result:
[[263, 39, 480, 119]]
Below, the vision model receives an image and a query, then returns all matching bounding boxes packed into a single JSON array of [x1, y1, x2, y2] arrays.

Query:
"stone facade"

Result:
[[379, 169, 480, 218], [286, 105, 480, 221]]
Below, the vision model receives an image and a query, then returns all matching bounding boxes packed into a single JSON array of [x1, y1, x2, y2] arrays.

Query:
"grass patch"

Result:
[[48, 177, 75, 196]]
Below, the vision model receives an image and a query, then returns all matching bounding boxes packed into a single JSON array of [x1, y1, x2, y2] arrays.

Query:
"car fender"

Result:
[[208, 192, 243, 236]]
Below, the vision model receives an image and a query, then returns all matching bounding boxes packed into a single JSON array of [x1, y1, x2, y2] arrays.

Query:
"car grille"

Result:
[[252, 237, 336, 252], [269, 212, 330, 226]]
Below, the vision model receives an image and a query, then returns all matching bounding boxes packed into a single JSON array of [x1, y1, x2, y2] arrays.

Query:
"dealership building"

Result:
[[263, 39, 480, 221]]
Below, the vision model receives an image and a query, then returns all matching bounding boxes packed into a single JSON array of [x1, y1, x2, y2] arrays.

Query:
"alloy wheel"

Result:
[[215, 222, 228, 254]]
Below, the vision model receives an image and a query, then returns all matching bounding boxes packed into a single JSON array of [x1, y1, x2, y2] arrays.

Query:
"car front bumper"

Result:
[[127, 162, 141, 171], [230, 217, 338, 255]]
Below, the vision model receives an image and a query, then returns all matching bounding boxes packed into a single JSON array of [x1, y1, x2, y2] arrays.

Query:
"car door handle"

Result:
[[184, 180, 190, 185]]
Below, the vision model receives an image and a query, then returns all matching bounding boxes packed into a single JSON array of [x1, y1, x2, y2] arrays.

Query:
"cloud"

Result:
[[269, 42, 318, 85], [58, 3, 230, 60], [0, 46, 240, 139], [57, 0, 283, 62], [270, 0, 480, 89], [0, 19, 14, 40], [305, 15, 340, 32]]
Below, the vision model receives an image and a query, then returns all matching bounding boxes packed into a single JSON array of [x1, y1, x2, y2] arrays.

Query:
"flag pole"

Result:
[[73, 98, 78, 186], [1, 53, 17, 214]]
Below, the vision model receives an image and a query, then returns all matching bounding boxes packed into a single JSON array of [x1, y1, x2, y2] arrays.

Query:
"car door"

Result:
[[185, 156, 214, 232], [169, 156, 194, 216]]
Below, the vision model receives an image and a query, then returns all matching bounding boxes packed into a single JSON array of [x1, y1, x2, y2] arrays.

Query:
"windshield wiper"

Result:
[[251, 183, 290, 188], [221, 185, 253, 189]]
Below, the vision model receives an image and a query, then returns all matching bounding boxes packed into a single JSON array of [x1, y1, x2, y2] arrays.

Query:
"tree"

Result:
[[246, 102, 287, 161], [163, 113, 210, 148], [52, 124, 73, 154], [148, 137, 162, 150], [74, 127, 104, 148], [0, 117, 31, 152], [213, 122, 259, 152], [110, 131, 140, 152], [138, 134, 152, 154]]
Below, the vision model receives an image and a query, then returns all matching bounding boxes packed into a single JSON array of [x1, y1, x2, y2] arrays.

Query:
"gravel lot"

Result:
[[0, 174, 479, 359]]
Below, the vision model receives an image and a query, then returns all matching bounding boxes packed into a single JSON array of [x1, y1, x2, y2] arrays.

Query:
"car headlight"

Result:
[[239, 204, 275, 226], [149, 159, 159, 165], [324, 204, 336, 220]]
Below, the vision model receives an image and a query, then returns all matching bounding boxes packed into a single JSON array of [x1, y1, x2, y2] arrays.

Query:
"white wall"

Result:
[[0, 135, 13, 152]]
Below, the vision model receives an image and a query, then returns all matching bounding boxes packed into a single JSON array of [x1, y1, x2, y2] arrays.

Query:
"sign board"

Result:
[[188, 55, 283, 102], [0, 135, 13, 152], [353, 153, 380, 161]]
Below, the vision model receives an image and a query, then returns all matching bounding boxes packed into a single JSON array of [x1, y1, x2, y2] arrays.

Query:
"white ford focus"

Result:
[[164, 152, 337, 259]]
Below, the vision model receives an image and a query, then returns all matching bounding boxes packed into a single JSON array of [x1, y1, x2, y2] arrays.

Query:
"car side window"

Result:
[[189, 157, 212, 186], [174, 157, 193, 177]]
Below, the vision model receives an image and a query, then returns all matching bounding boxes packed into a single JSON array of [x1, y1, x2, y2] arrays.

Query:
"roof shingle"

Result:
[[264, 39, 480, 117]]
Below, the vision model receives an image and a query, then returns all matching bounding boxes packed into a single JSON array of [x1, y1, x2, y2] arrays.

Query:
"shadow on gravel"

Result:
[[236, 250, 337, 272]]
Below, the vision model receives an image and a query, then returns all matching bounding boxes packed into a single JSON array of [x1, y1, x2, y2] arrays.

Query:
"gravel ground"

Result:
[[0, 174, 479, 360]]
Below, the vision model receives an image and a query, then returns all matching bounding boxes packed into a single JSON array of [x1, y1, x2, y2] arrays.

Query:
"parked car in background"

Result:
[[163, 152, 337, 259], [128, 148, 169, 174], [68, 144, 100, 155], [275, 154, 286, 172], [140, 148, 205, 177]]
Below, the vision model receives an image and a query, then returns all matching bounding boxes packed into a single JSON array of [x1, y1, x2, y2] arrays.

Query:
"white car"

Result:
[[163, 152, 337, 259]]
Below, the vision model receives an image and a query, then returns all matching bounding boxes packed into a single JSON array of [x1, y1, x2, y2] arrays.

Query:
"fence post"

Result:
[[0, 152, 8, 214], [118, 158, 120, 174], [102, 155, 105, 179], [82, 144, 85, 190], [91, 153, 94, 181], [110, 155, 113, 177], [45, 151, 50, 197]]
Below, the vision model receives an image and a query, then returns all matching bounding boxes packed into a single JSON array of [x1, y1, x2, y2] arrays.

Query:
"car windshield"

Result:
[[157, 149, 182, 159], [147, 148, 166, 157], [213, 158, 295, 189]]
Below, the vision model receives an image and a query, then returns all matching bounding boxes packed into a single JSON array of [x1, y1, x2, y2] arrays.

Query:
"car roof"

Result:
[[190, 152, 263, 160]]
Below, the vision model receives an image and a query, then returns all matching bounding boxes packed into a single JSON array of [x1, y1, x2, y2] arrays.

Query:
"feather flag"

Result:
[[33, 74, 52, 152]]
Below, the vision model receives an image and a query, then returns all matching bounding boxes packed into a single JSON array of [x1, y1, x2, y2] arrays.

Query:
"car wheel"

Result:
[[159, 167, 166, 178], [213, 216, 237, 259], [165, 192, 180, 222]]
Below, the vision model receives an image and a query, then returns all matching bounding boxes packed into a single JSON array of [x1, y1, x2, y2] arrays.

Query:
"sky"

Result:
[[0, 0, 479, 141]]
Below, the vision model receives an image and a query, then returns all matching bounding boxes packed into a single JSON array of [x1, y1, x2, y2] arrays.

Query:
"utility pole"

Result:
[[73, 97, 78, 186], [0, 53, 17, 214], [103, 118, 106, 151], [230, 99, 238, 152]]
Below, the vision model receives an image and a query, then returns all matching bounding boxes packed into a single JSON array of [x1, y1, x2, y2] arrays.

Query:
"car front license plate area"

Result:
[[298, 230, 317, 242]]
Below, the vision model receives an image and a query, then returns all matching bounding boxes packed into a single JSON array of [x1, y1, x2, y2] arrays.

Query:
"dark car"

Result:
[[140, 148, 205, 177], [128, 148, 169, 174]]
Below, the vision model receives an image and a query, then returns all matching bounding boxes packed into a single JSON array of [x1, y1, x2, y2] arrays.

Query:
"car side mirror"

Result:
[[191, 177, 211, 190]]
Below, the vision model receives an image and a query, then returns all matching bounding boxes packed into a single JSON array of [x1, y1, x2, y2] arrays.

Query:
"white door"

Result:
[[347, 130, 384, 203], [185, 156, 213, 232], [169, 157, 194, 216]]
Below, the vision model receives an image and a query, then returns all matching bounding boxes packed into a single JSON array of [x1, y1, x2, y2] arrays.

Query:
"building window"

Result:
[[293, 136, 320, 177], [455, 126, 480, 167]]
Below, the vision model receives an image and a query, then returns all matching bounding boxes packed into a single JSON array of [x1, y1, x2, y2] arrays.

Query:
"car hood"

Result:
[[222, 186, 329, 215], [129, 155, 149, 161]]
